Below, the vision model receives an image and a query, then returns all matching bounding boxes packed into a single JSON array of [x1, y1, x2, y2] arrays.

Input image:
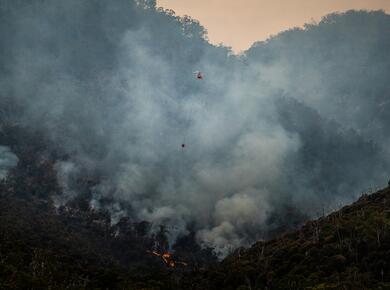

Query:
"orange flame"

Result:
[[147, 250, 188, 268]]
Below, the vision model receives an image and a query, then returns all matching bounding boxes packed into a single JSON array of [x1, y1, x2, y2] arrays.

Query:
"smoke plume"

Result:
[[0, 1, 389, 255]]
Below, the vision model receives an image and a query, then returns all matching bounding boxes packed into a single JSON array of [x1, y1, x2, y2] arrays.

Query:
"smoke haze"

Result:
[[0, 1, 389, 256], [0, 146, 18, 180]]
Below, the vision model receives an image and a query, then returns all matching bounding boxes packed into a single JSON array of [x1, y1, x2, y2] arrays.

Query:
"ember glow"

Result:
[[147, 250, 188, 268]]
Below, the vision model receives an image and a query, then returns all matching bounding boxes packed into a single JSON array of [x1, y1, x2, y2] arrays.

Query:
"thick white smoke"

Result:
[[0, 1, 389, 256], [0, 146, 18, 180]]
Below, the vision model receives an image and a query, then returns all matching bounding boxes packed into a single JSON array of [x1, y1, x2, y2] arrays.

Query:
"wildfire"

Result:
[[147, 250, 188, 268]]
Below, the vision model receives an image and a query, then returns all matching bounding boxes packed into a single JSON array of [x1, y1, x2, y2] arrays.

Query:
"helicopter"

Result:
[[193, 71, 204, 80]]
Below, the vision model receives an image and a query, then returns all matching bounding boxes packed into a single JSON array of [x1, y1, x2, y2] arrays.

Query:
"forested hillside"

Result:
[[184, 186, 390, 289], [1, 1, 390, 288]]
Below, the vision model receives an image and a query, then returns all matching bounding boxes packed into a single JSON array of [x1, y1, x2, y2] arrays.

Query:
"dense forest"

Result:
[[184, 187, 390, 289], [1, 0, 390, 288], [1, 138, 389, 288]]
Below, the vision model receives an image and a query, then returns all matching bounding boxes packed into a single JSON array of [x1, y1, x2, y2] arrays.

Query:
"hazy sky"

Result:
[[157, 0, 390, 52]]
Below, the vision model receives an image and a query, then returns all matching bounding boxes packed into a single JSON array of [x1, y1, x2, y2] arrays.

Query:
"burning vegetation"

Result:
[[147, 250, 188, 268], [0, 120, 217, 288]]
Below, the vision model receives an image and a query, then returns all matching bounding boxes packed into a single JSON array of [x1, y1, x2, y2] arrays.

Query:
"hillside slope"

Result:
[[184, 186, 390, 290], [0, 195, 172, 289], [1, 132, 389, 290]]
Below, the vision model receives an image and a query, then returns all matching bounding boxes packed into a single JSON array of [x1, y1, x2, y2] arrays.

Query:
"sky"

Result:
[[157, 0, 390, 52]]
